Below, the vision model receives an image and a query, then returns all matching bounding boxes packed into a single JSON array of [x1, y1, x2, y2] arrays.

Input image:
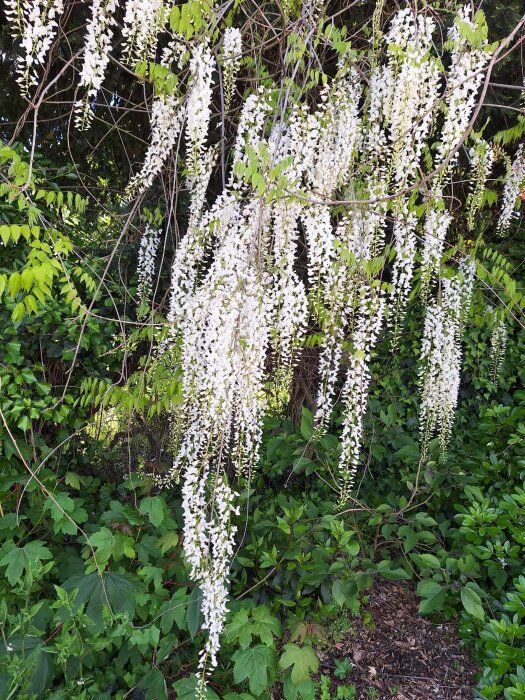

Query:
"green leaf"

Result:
[[417, 579, 442, 597], [417, 553, 441, 569], [251, 606, 282, 645], [169, 5, 180, 32], [0, 634, 49, 697], [299, 407, 313, 441], [63, 572, 144, 633], [159, 588, 189, 634], [0, 540, 52, 585], [65, 471, 82, 490], [282, 671, 315, 700], [419, 590, 446, 614], [417, 580, 446, 614], [0, 225, 10, 245], [227, 605, 281, 649], [398, 526, 417, 553], [332, 579, 350, 607], [377, 560, 412, 581], [173, 676, 220, 700], [187, 585, 203, 638], [226, 608, 253, 649], [44, 491, 88, 535], [353, 572, 373, 591], [279, 644, 319, 685], [394, 443, 419, 460], [461, 585, 485, 621], [44, 492, 74, 522], [157, 531, 179, 554], [233, 644, 277, 696], [87, 527, 116, 567], [139, 668, 167, 700], [464, 484, 484, 503], [17, 414, 31, 431], [140, 496, 165, 527]]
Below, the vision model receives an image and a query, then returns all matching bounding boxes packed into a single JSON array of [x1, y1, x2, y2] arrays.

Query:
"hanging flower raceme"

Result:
[[121, 0, 166, 66], [220, 27, 242, 112], [314, 208, 379, 430], [419, 261, 474, 455], [185, 43, 216, 181], [74, 0, 119, 130], [264, 108, 316, 386], [5, 0, 64, 95], [126, 91, 184, 199], [167, 186, 229, 327], [359, 65, 392, 259], [385, 9, 439, 189], [126, 41, 216, 200], [498, 144, 525, 234], [301, 69, 364, 428], [161, 92, 275, 682], [467, 138, 494, 230], [363, 64, 394, 167], [309, 69, 362, 197], [389, 204, 418, 316], [379, 11, 440, 324], [420, 202, 452, 300], [436, 7, 490, 170], [172, 200, 272, 679], [136, 224, 161, 312], [338, 286, 385, 500], [168, 88, 267, 331], [167, 91, 272, 478], [160, 39, 186, 71], [417, 7, 490, 303], [490, 317, 507, 387], [270, 199, 308, 378]]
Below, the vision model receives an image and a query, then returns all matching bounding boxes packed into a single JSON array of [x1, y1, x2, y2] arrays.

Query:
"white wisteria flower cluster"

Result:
[[220, 27, 242, 111], [4, 0, 64, 94], [498, 144, 525, 233], [420, 206, 453, 301], [379, 10, 440, 320], [145, 7, 495, 671], [5, 0, 169, 116], [131, 6, 498, 671], [122, 0, 167, 65], [185, 43, 215, 180], [75, 0, 119, 130], [436, 7, 491, 168], [136, 224, 161, 311], [417, 9, 490, 305], [125, 44, 215, 200], [419, 260, 475, 455], [125, 92, 184, 199], [490, 317, 508, 386], [467, 138, 494, 231]]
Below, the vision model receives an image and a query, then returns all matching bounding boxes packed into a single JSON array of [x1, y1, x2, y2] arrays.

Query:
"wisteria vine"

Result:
[[4, 1, 521, 690]]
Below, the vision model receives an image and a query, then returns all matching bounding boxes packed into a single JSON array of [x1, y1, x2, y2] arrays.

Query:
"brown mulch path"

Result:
[[316, 578, 477, 700]]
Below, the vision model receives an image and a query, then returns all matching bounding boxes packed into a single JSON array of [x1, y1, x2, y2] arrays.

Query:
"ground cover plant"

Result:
[[0, 0, 524, 698]]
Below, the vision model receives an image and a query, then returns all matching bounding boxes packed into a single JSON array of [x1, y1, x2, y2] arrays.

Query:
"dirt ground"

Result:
[[316, 578, 478, 700]]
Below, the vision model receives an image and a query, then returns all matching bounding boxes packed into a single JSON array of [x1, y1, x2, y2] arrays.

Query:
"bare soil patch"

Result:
[[316, 578, 477, 700]]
